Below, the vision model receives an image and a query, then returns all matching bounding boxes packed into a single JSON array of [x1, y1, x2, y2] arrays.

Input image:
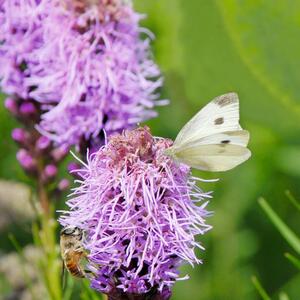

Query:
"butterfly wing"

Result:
[[174, 92, 241, 147], [178, 130, 249, 148], [167, 93, 251, 172], [170, 130, 251, 172]]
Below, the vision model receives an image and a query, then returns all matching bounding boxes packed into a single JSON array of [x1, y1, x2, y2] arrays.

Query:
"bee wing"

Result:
[[174, 93, 241, 147]]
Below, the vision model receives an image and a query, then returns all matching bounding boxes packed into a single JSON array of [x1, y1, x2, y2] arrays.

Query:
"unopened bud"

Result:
[[16, 149, 36, 171], [68, 162, 80, 173], [44, 164, 58, 178], [51, 146, 69, 162], [68, 162, 82, 178], [36, 136, 51, 150], [19, 102, 36, 115], [4, 98, 18, 114], [11, 128, 27, 143], [58, 179, 70, 191]]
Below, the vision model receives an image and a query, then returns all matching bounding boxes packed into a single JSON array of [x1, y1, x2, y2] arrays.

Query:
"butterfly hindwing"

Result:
[[173, 143, 251, 172]]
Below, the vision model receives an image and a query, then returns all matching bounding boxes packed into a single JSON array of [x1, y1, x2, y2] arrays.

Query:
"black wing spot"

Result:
[[214, 117, 224, 125], [221, 140, 230, 144], [214, 93, 237, 107]]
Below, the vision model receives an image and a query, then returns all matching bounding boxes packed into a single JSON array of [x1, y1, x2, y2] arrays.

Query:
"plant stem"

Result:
[[37, 177, 50, 215]]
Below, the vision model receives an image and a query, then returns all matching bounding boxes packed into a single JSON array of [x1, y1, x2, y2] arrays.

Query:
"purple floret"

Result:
[[59, 127, 212, 298]]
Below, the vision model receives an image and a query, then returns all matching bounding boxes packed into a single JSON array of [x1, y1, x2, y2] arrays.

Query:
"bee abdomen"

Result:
[[66, 262, 85, 278]]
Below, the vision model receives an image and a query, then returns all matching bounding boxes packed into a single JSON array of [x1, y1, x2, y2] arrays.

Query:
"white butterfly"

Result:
[[165, 92, 251, 172]]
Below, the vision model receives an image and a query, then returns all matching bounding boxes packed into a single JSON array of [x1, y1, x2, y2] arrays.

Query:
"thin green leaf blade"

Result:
[[284, 252, 300, 270], [285, 190, 300, 212], [251, 276, 271, 300], [258, 197, 300, 255], [279, 292, 290, 300]]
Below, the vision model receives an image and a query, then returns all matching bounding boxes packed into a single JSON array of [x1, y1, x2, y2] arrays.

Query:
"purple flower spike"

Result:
[[59, 127, 212, 298], [0, 0, 165, 148]]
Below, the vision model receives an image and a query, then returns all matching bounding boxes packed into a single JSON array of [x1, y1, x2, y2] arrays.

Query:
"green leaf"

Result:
[[275, 147, 300, 177], [63, 275, 75, 300], [258, 197, 300, 255], [284, 252, 300, 270], [217, 0, 300, 117], [81, 280, 103, 300], [279, 292, 290, 300], [285, 190, 300, 212], [251, 276, 271, 300]]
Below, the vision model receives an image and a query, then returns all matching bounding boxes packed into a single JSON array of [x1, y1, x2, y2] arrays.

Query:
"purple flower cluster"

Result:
[[0, 0, 164, 148], [0, 0, 43, 98], [59, 127, 212, 298], [5, 97, 70, 189]]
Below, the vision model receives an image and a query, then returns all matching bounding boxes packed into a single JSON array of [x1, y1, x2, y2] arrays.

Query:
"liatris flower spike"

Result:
[[0, 0, 166, 150], [59, 126, 212, 299]]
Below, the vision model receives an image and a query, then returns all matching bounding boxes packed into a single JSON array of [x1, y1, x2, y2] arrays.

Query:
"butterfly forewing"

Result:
[[178, 130, 250, 149], [174, 93, 241, 147]]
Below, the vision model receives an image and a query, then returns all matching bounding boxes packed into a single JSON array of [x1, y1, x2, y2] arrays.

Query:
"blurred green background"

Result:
[[1, 0, 300, 299]]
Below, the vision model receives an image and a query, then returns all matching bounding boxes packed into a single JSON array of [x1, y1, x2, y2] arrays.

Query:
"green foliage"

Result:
[[258, 198, 300, 255], [256, 194, 300, 299], [285, 253, 300, 271], [251, 276, 271, 300]]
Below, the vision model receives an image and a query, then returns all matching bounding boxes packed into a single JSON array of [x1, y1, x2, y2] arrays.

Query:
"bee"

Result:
[[60, 226, 87, 278]]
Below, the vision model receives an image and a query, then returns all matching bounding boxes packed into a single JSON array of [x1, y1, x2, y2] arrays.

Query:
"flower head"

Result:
[[0, 0, 165, 148], [0, 0, 44, 98], [59, 127, 212, 298]]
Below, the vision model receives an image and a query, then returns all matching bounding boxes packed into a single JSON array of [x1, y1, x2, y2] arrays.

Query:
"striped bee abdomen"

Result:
[[65, 250, 85, 278]]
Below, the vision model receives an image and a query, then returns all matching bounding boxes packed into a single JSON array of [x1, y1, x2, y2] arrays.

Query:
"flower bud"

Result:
[[11, 128, 27, 144], [36, 136, 51, 150], [58, 179, 70, 191], [19, 102, 36, 115], [67, 162, 82, 179], [51, 146, 69, 162], [16, 149, 36, 171], [4, 98, 18, 114], [44, 164, 58, 178], [67, 162, 80, 172]]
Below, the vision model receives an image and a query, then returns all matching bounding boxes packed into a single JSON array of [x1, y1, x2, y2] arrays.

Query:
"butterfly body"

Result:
[[165, 93, 251, 172]]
